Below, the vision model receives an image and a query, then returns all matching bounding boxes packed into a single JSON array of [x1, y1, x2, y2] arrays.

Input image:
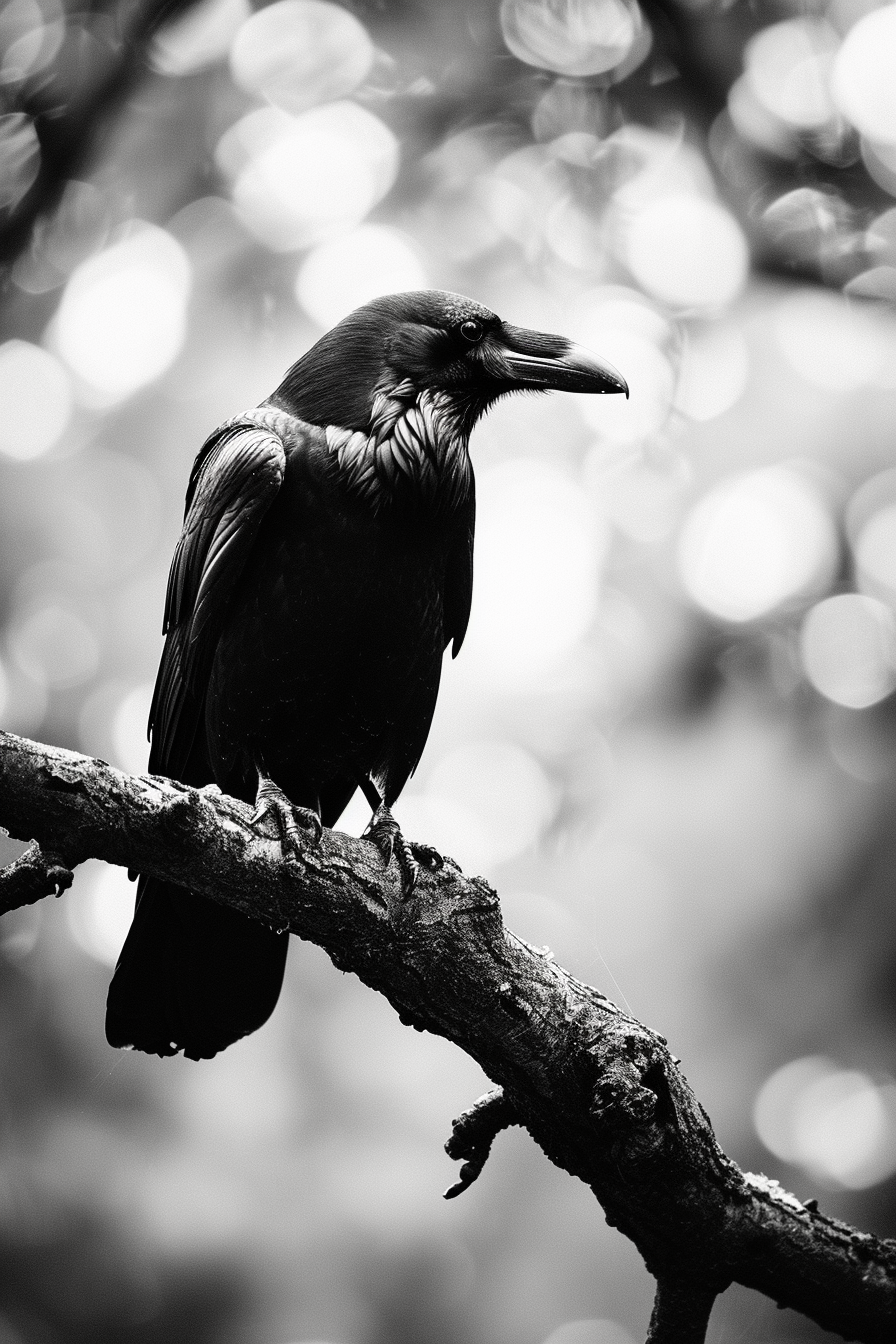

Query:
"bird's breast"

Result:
[[204, 453, 454, 790]]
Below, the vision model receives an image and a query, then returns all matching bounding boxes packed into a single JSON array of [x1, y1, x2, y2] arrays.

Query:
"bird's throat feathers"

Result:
[[323, 384, 474, 514]]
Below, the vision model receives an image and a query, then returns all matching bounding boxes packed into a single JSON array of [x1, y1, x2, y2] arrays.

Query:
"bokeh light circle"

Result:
[[543, 1320, 638, 1344], [569, 290, 674, 443], [226, 102, 399, 250], [0, 0, 65, 85], [678, 467, 836, 622], [230, 0, 374, 114], [625, 194, 748, 310], [800, 594, 896, 709], [415, 740, 557, 873], [854, 504, 896, 600], [755, 1056, 896, 1189], [500, 0, 641, 78], [112, 684, 153, 774], [862, 138, 896, 203], [832, 5, 896, 148], [295, 225, 427, 329], [54, 224, 191, 402], [0, 340, 73, 460], [462, 458, 607, 690], [576, 330, 673, 444], [67, 862, 136, 967], [674, 325, 749, 422], [9, 602, 100, 689], [152, 0, 250, 76], [773, 290, 888, 391], [745, 19, 838, 133]]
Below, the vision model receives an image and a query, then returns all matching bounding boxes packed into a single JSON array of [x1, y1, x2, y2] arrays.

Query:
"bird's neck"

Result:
[[325, 385, 474, 515]]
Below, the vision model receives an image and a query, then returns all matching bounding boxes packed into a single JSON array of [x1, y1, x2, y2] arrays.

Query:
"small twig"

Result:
[[443, 1087, 519, 1198], [646, 1277, 720, 1344], [0, 840, 76, 915]]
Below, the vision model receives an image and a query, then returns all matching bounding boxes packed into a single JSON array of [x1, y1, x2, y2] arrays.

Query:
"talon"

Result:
[[363, 804, 425, 897], [253, 774, 320, 857], [395, 832, 419, 896], [409, 841, 443, 872]]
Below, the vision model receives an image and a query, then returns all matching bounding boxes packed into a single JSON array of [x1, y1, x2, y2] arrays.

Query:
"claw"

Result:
[[395, 832, 419, 896], [252, 774, 321, 857], [363, 803, 420, 897], [409, 841, 444, 872]]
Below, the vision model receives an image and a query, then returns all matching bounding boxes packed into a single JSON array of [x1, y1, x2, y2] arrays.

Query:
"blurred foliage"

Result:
[[2, 0, 896, 1342]]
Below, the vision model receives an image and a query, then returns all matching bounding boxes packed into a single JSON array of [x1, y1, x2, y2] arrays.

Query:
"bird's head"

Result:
[[272, 290, 627, 440]]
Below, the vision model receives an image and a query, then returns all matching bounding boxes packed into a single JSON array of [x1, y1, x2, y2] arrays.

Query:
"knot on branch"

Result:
[[449, 873, 502, 919], [161, 783, 202, 841], [591, 1061, 660, 1128], [443, 1087, 519, 1199], [0, 841, 75, 915], [43, 764, 91, 797]]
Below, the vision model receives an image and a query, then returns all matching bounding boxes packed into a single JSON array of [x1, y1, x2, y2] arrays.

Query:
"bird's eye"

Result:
[[460, 319, 483, 344]]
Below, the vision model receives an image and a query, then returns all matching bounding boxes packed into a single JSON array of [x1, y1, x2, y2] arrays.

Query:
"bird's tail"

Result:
[[105, 877, 289, 1060]]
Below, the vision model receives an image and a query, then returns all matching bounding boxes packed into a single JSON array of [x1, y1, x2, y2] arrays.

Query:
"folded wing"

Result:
[[149, 422, 287, 782]]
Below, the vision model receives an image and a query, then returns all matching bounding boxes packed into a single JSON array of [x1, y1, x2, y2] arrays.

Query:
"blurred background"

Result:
[[1, 0, 896, 1340]]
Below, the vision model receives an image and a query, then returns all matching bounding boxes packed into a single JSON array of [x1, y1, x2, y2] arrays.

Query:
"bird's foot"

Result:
[[363, 804, 429, 897], [408, 841, 444, 873], [252, 775, 321, 858]]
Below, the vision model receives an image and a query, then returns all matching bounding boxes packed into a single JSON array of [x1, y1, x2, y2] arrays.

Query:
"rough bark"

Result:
[[0, 729, 894, 1343]]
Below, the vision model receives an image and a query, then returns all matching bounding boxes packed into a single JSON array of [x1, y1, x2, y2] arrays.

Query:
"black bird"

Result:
[[105, 290, 627, 1060]]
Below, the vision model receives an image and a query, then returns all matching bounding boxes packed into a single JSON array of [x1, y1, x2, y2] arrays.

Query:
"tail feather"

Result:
[[105, 777, 359, 1060], [106, 877, 288, 1060]]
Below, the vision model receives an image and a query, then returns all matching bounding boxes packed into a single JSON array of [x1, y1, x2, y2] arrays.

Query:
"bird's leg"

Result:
[[252, 772, 322, 857], [360, 776, 444, 896], [363, 802, 419, 895]]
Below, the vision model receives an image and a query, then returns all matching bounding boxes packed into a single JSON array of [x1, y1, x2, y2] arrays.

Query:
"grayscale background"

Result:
[[0, 1, 895, 1341]]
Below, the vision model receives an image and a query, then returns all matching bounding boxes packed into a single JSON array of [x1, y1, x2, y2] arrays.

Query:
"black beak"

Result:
[[498, 325, 629, 398]]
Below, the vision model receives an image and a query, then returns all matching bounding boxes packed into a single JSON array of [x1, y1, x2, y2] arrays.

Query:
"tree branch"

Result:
[[1, 729, 894, 1343], [646, 1277, 720, 1344]]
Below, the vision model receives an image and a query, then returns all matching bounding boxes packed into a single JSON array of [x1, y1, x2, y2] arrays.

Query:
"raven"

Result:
[[106, 290, 627, 1060]]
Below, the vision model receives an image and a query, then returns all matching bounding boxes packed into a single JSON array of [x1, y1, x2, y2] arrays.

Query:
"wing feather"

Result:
[[149, 423, 286, 779], [443, 493, 475, 658]]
